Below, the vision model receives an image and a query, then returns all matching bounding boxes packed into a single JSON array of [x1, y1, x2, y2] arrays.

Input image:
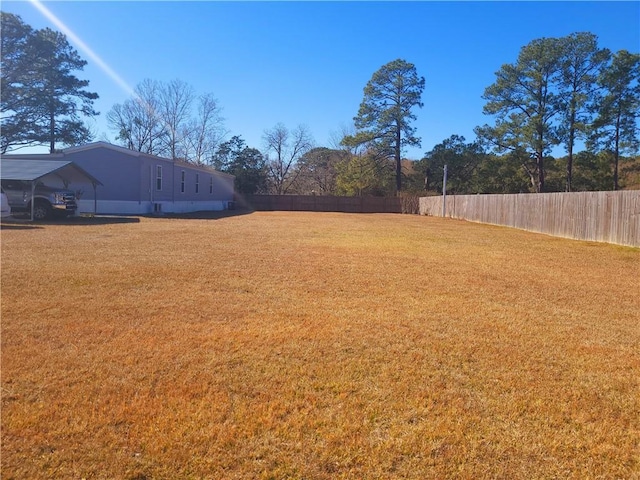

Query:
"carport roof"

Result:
[[0, 159, 102, 185]]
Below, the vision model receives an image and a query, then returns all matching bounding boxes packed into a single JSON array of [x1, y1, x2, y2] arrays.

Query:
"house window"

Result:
[[156, 166, 162, 190], [181, 171, 185, 193], [209, 177, 213, 194], [195, 174, 199, 194]]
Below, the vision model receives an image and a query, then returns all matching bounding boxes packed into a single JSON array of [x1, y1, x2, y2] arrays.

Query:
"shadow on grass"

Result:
[[1, 208, 255, 227], [0, 222, 44, 230], [2, 215, 141, 227], [157, 208, 254, 220]]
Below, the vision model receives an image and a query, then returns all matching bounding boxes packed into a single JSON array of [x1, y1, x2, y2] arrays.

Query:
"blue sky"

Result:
[[3, 1, 639, 159]]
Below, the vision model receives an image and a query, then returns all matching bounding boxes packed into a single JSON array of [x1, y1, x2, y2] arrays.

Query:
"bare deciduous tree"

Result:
[[159, 79, 194, 159], [107, 79, 226, 163], [263, 123, 313, 194], [106, 79, 165, 155], [181, 93, 226, 165]]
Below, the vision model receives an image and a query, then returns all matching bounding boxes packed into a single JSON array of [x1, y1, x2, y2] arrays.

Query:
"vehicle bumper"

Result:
[[52, 204, 77, 215], [52, 204, 77, 211]]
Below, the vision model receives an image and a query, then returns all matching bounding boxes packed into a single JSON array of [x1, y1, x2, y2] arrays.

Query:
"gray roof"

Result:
[[0, 159, 102, 185]]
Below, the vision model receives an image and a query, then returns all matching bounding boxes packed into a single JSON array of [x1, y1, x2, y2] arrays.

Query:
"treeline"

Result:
[[475, 34, 639, 192], [1, 12, 638, 195], [211, 138, 640, 197]]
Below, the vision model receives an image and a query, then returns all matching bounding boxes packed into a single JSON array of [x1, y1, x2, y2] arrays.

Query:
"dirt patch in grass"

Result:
[[2, 212, 639, 479]]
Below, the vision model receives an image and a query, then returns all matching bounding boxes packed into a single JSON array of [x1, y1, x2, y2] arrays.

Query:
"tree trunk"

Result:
[[566, 103, 576, 192], [48, 106, 55, 153], [395, 124, 402, 193], [614, 110, 621, 191], [537, 151, 545, 193], [536, 122, 545, 193], [566, 140, 574, 192]]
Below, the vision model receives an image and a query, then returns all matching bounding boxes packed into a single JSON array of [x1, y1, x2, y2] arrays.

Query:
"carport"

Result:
[[0, 159, 103, 220]]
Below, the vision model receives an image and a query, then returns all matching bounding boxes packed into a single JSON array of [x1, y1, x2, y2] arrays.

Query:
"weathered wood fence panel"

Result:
[[419, 191, 640, 247], [246, 195, 403, 213]]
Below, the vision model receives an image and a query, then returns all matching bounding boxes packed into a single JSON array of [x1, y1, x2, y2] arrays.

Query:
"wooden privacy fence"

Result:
[[245, 195, 403, 213], [419, 190, 640, 247]]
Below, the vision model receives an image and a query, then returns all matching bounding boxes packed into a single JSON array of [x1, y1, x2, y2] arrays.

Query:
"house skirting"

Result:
[[77, 199, 229, 215]]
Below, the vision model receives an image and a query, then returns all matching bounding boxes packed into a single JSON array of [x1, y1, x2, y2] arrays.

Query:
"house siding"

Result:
[[64, 147, 140, 201], [172, 163, 234, 203]]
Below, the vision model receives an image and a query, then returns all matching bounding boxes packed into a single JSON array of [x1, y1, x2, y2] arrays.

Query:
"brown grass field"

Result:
[[1, 211, 639, 479]]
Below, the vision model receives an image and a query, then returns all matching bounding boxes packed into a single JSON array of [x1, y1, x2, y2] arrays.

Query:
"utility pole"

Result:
[[442, 164, 448, 217]]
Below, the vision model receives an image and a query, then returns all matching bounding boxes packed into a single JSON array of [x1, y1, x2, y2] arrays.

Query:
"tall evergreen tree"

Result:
[[34, 27, 99, 152], [476, 37, 564, 192], [1, 12, 35, 152], [0, 13, 98, 153], [344, 59, 424, 193], [589, 50, 640, 190], [557, 32, 610, 191]]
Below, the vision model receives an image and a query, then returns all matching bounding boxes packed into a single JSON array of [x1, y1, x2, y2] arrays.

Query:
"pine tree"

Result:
[[1, 12, 98, 153], [344, 59, 425, 193]]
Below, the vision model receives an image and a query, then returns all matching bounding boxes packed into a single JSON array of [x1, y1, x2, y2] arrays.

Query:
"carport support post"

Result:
[[442, 164, 448, 217], [30, 180, 36, 221], [92, 181, 98, 215]]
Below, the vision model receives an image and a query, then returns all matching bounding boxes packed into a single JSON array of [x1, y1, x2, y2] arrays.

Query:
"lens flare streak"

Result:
[[28, 0, 135, 98]]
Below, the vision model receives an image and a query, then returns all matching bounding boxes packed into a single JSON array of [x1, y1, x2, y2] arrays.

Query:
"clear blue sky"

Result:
[[3, 1, 639, 159]]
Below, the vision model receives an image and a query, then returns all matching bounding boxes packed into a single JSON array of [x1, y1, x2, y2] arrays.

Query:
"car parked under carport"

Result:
[[0, 159, 102, 221]]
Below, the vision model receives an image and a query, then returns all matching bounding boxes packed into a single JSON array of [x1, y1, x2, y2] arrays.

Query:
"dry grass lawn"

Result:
[[1, 211, 639, 479]]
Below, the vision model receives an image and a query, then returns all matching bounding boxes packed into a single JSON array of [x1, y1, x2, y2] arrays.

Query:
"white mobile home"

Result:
[[1, 142, 235, 215]]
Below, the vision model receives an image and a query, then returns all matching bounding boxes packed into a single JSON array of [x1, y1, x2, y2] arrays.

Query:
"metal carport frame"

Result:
[[0, 159, 103, 220]]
